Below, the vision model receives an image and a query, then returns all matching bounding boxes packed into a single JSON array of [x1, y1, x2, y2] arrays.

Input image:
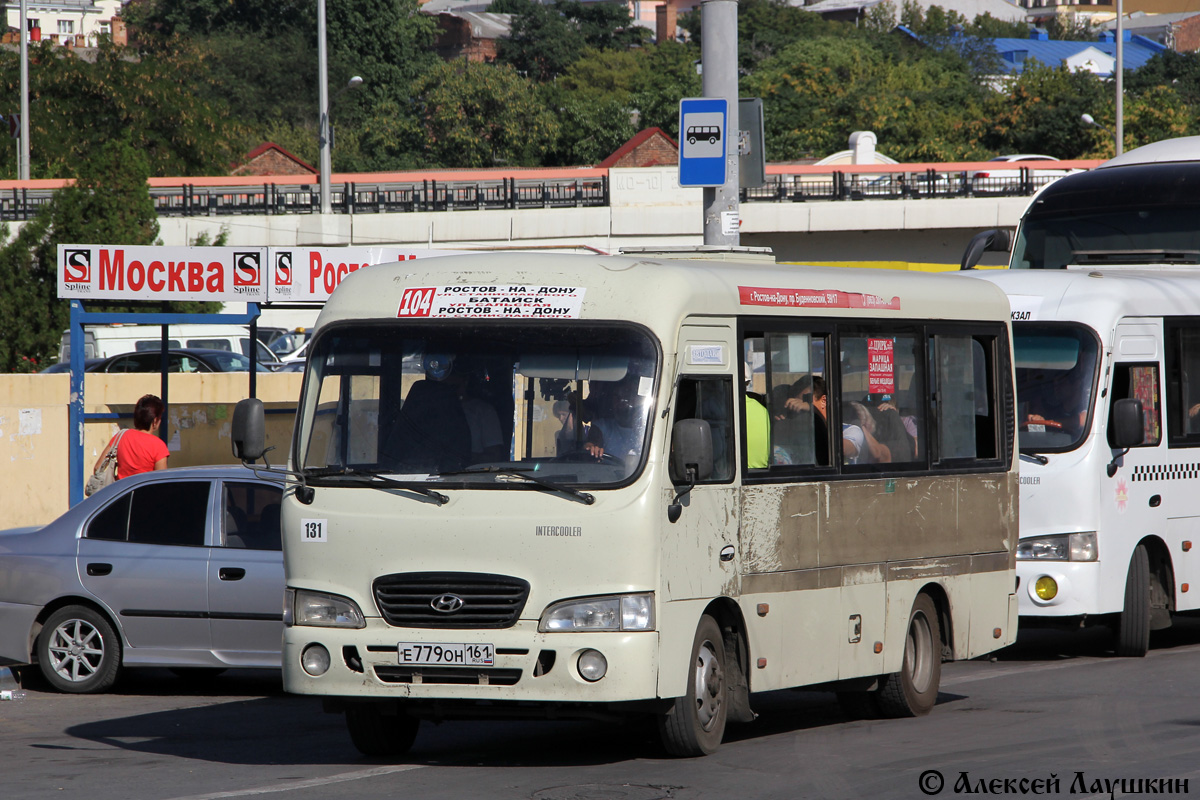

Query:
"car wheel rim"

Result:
[[48, 618, 104, 683], [692, 639, 723, 730], [905, 611, 934, 693]]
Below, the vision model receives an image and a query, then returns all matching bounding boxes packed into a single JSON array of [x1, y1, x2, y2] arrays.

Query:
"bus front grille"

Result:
[[372, 572, 530, 628], [373, 666, 523, 686]]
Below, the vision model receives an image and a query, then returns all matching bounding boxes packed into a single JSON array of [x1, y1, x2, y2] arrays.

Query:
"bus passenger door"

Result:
[[661, 324, 740, 603]]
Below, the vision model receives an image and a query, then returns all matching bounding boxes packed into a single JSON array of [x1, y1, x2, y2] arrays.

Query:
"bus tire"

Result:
[[1114, 544, 1151, 658], [345, 703, 419, 757], [876, 594, 941, 718], [658, 615, 727, 757], [36, 605, 122, 694]]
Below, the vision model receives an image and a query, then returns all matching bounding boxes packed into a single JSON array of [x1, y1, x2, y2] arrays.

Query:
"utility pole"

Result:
[[1115, 0, 1124, 156], [701, 0, 739, 246], [317, 0, 332, 214], [19, 0, 30, 180]]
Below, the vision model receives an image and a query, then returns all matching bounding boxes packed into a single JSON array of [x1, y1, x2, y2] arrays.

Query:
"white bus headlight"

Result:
[[1016, 533, 1098, 562], [539, 593, 655, 632], [287, 588, 366, 628]]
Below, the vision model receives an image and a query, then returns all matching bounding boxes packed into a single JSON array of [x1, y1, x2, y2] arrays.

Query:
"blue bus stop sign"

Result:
[[678, 98, 728, 188]]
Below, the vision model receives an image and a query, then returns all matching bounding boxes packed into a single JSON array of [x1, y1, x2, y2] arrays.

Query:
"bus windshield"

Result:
[[1010, 163, 1200, 269], [1013, 324, 1100, 453], [297, 322, 659, 486]]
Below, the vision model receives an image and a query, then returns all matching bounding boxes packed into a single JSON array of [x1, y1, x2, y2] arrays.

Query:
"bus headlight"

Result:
[[1016, 533, 1098, 562], [287, 588, 366, 628], [539, 593, 655, 632]]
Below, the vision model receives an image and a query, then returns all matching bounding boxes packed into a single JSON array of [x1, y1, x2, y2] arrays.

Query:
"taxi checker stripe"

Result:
[[1131, 464, 1200, 482]]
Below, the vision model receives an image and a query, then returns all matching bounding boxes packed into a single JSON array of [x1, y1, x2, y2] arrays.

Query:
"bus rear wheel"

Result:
[[658, 614, 727, 756], [876, 594, 941, 718], [1114, 544, 1151, 658], [345, 702, 420, 757]]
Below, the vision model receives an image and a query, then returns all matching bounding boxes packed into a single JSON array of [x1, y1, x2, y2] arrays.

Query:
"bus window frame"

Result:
[[738, 318, 1013, 484]]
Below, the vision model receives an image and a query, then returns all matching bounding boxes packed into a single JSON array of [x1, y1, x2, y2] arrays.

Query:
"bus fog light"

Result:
[[301, 644, 331, 676], [578, 649, 607, 682], [1034, 576, 1058, 601]]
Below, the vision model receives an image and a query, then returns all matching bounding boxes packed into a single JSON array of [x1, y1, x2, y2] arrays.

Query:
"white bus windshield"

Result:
[[297, 323, 659, 486], [1014, 324, 1100, 452]]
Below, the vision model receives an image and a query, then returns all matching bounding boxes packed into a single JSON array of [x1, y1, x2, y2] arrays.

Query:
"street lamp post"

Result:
[[317, 0, 363, 215], [317, 0, 332, 214]]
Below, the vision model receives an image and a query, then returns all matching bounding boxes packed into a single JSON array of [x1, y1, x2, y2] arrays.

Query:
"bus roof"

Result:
[[316, 253, 1011, 339], [970, 267, 1200, 329]]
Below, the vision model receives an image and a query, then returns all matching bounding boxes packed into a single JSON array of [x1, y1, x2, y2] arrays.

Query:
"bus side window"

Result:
[[933, 335, 998, 461], [1108, 363, 1162, 448], [675, 377, 734, 482], [1165, 323, 1200, 442]]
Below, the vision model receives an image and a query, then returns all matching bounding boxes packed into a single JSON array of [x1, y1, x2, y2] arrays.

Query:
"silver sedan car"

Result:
[[0, 466, 284, 693]]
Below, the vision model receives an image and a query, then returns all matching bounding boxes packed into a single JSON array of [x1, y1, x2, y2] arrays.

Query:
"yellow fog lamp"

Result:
[[1034, 576, 1058, 601]]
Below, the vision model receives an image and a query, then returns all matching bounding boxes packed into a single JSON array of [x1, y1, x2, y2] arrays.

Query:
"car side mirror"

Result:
[[1110, 398, 1144, 450], [960, 228, 1011, 270], [232, 398, 267, 462]]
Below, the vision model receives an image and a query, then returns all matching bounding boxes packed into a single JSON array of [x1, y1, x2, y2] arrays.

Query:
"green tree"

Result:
[[1126, 50, 1200, 106], [412, 61, 559, 168], [496, 0, 645, 82], [0, 134, 186, 372], [0, 41, 242, 178], [981, 62, 1109, 158]]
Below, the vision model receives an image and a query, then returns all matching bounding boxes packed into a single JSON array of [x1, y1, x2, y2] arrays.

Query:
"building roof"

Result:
[[436, 10, 512, 39], [987, 31, 1166, 75], [797, 0, 1027, 23]]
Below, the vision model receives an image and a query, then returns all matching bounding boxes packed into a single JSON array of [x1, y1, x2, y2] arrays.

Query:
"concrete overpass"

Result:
[[2, 159, 1101, 268]]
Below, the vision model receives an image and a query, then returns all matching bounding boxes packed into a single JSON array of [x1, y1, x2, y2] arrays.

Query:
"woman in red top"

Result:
[[94, 394, 170, 479]]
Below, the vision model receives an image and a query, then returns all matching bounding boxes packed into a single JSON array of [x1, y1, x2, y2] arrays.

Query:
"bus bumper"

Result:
[[1017, 561, 1106, 618], [282, 619, 662, 705]]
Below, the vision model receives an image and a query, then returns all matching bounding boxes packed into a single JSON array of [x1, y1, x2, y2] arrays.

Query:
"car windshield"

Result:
[[296, 323, 659, 487], [1014, 324, 1100, 453]]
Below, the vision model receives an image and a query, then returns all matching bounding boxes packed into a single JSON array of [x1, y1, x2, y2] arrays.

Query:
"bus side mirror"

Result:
[[960, 228, 1011, 270], [670, 419, 714, 484], [232, 398, 267, 462], [1110, 398, 1144, 450], [668, 419, 713, 524], [1107, 398, 1144, 477]]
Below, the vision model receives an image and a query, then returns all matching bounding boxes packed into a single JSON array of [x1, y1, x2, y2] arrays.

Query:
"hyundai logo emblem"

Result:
[[430, 594, 465, 614]]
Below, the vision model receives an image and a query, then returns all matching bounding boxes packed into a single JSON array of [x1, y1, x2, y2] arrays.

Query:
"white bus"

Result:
[[233, 252, 1019, 756], [963, 136, 1200, 656]]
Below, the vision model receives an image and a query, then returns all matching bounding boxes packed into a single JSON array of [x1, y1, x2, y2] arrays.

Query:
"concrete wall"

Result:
[[0, 373, 302, 529]]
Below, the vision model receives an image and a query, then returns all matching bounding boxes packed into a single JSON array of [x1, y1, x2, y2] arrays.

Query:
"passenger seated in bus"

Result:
[[865, 393, 916, 461], [381, 352, 471, 472], [1025, 364, 1090, 436], [769, 383, 815, 465], [448, 368, 505, 462], [804, 376, 851, 466], [580, 372, 649, 465], [843, 400, 891, 463]]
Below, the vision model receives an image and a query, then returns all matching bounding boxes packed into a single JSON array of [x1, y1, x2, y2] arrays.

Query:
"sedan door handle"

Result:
[[86, 563, 112, 576], [218, 567, 247, 581]]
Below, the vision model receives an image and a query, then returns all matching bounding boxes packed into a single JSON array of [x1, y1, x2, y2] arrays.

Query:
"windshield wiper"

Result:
[[304, 466, 448, 505], [1020, 453, 1049, 465], [440, 466, 595, 505]]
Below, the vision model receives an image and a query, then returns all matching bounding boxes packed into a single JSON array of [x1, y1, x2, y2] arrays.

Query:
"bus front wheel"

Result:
[[876, 593, 941, 718], [658, 614, 727, 756], [1114, 544, 1151, 658], [345, 702, 420, 757]]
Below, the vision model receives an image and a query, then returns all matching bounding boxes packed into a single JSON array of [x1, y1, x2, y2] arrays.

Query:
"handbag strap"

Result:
[[101, 429, 127, 465]]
